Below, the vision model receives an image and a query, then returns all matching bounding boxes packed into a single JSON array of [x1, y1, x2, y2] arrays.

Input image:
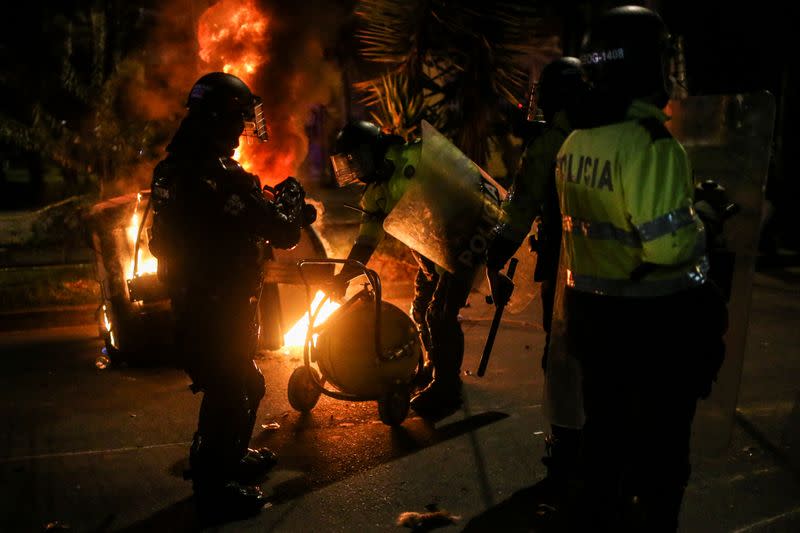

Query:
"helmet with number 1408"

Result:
[[580, 5, 675, 108]]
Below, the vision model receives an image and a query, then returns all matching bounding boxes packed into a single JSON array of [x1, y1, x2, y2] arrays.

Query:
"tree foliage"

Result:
[[354, 0, 544, 165], [0, 2, 173, 199]]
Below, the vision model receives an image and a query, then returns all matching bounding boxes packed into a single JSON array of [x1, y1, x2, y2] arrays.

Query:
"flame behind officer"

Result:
[[557, 7, 727, 530], [149, 72, 315, 518], [485, 56, 586, 511], [329, 122, 475, 420]]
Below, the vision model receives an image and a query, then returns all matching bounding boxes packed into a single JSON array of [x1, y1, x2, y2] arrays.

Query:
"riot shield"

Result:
[[668, 92, 775, 453], [543, 245, 584, 429], [383, 120, 538, 314], [383, 121, 506, 275]]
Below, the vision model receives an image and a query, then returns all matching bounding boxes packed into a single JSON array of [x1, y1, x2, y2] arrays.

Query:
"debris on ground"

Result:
[[396, 505, 460, 530], [261, 422, 281, 430]]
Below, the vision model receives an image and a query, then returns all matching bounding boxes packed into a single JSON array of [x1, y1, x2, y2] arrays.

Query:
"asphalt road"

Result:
[[0, 273, 798, 532]]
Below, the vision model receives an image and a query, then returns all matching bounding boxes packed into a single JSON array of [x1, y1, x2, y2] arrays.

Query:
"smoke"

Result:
[[114, 0, 350, 194], [101, 1, 202, 196], [195, 0, 351, 185], [250, 0, 351, 185]]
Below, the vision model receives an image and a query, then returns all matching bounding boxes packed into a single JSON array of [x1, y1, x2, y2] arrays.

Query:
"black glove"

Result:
[[302, 203, 317, 227], [486, 268, 514, 307], [272, 176, 305, 220], [329, 272, 350, 301], [486, 234, 522, 271]]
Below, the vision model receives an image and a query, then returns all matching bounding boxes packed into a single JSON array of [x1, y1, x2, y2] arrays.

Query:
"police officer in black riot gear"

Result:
[[485, 57, 587, 515], [149, 72, 315, 518]]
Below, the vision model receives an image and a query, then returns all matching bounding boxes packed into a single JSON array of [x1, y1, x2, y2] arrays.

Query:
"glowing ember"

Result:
[[283, 290, 341, 348]]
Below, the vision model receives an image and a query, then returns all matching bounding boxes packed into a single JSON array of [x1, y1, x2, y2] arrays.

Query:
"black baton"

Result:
[[477, 257, 519, 377]]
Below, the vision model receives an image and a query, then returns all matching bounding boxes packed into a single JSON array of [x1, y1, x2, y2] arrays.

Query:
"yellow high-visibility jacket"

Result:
[[355, 141, 421, 248], [555, 100, 708, 297]]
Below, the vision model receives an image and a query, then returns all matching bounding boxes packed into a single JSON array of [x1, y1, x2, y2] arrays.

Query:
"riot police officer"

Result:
[[557, 7, 727, 531], [149, 72, 315, 518], [485, 56, 586, 509], [330, 121, 482, 420]]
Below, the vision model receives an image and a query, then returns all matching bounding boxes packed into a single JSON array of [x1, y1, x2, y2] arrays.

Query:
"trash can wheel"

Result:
[[377, 385, 410, 426], [288, 366, 323, 412]]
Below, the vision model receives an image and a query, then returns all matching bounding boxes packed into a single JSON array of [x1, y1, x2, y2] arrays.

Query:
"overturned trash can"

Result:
[[85, 191, 329, 366], [85, 192, 174, 365]]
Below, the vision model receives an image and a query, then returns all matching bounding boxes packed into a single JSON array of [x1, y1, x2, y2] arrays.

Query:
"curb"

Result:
[[0, 304, 99, 332]]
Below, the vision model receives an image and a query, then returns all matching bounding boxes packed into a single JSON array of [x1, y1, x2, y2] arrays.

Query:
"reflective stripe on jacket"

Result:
[[555, 100, 707, 298]]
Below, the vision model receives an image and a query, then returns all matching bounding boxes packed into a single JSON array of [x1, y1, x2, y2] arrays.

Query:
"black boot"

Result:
[[536, 425, 582, 522], [410, 378, 463, 420], [235, 447, 278, 483], [194, 480, 268, 521], [541, 425, 581, 486], [189, 433, 268, 520]]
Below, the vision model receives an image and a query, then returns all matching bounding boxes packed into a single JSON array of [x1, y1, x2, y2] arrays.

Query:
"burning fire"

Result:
[[102, 304, 116, 348], [198, 0, 270, 176], [126, 194, 158, 280], [196, 0, 304, 185], [283, 290, 341, 348]]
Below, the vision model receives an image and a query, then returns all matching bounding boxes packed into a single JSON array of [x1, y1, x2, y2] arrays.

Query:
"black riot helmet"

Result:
[[186, 72, 268, 142], [330, 121, 403, 186], [528, 56, 585, 123], [580, 6, 674, 109]]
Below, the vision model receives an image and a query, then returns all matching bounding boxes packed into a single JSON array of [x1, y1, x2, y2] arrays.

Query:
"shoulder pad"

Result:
[[637, 117, 672, 143], [151, 159, 177, 189]]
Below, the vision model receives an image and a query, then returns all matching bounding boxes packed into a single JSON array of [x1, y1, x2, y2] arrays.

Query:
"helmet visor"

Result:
[[330, 152, 369, 187], [242, 97, 269, 143]]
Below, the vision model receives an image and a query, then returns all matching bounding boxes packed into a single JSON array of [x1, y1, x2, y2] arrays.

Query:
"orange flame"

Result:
[[197, 0, 301, 185], [196, 0, 307, 186], [126, 195, 158, 280], [197, 0, 269, 85], [283, 290, 341, 348]]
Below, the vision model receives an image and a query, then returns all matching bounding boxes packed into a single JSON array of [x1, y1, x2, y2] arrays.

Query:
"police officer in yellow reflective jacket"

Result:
[[558, 6, 727, 531], [329, 122, 474, 420]]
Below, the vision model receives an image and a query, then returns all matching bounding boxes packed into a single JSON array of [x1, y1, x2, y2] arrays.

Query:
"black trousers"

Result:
[[410, 252, 472, 385], [564, 285, 724, 532], [172, 289, 265, 487]]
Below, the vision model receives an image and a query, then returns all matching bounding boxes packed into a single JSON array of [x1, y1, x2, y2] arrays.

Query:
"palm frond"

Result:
[[355, 71, 425, 139], [354, 0, 554, 163]]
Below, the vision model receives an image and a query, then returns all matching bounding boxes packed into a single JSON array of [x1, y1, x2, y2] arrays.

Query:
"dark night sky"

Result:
[[660, 0, 790, 96], [0, 1, 797, 248]]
